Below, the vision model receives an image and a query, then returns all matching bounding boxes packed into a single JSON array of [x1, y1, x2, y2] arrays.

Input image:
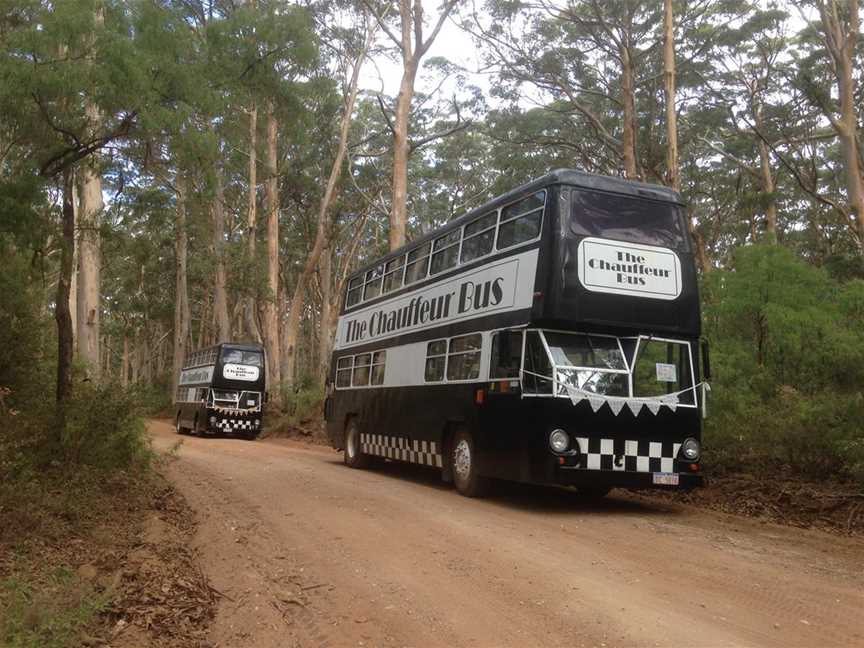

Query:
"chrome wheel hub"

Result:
[[454, 439, 472, 479]]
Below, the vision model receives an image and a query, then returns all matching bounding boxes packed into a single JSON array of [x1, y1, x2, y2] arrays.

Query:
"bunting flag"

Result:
[[522, 369, 704, 417], [607, 398, 625, 416], [626, 400, 644, 417], [588, 396, 605, 413]]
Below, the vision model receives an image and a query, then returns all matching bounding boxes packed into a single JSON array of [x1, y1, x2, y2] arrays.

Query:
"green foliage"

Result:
[[0, 569, 108, 648], [60, 381, 151, 469], [279, 379, 325, 426], [703, 245, 864, 482]]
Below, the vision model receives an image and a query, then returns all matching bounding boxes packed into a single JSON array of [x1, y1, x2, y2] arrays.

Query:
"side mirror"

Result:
[[701, 340, 711, 381]]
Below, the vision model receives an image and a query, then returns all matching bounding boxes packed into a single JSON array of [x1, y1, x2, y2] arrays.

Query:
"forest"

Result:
[[1, 0, 863, 491]]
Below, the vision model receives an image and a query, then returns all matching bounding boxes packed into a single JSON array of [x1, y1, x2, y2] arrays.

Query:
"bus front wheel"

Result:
[[344, 419, 370, 469], [451, 428, 489, 498]]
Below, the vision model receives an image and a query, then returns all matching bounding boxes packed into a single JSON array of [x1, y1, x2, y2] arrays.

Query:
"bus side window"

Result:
[[523, 331, 552, 394], [346, 276, 362, 308], [353, 353, 372, 386], [336, 357, 352, 388], [490, 330, 523, 379], [405, 242, 431, 285], [497, 191, 545, 250], [430, 229, 460, 275], [370, 351, 386, 385], [425, 340, 446, 382], [447, 334, 482, 380]]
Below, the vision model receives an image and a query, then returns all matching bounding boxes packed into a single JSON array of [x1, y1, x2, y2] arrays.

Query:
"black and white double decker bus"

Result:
[[325, 169, 709, 497], [175, 342, 266, 439]]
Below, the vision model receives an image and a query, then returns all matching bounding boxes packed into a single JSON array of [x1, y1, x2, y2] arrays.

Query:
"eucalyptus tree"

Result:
[[360, 0, 461, 251], [0, 0, 169, 402], [791, 0, 863, 251]]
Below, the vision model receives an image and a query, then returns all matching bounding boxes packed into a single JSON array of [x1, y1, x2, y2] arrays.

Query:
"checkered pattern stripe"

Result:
[[574, 437, 681, 474], [361, 434, 443, 468], [215, 418, 255, 433]]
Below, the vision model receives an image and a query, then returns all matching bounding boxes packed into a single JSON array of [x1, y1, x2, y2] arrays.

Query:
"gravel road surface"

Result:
[[149, 420, 863, 648]]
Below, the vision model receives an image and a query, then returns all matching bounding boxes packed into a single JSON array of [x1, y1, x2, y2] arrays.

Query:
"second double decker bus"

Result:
[[325, 169, 708, 497]]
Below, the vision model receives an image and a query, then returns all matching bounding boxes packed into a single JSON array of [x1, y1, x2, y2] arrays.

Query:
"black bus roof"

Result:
[[350, 169, 683, 280], [184, 342, 263, 357]]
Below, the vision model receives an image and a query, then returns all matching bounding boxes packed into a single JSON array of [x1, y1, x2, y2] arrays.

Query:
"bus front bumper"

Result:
[[205, 413, 261, 436], [551, 465, 704, 490]]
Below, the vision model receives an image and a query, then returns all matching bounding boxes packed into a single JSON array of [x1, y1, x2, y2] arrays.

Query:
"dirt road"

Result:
[[149, 420, 864, 648]]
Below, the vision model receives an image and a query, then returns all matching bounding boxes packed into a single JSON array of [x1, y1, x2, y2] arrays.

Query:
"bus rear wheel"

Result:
[[344, 419, 370, 469], [451, 428, 489, 498], [175, 413, 189, 435]]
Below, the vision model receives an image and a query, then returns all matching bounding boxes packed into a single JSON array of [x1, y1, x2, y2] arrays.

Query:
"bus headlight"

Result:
[[549, 429, 570, 453], [209, 416, 217, 425], [681, 438, 700, 461]]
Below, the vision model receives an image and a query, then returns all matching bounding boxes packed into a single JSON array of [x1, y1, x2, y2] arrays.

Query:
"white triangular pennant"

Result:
[[567, 388, 585, 407], [607, 398, 625, 416], [646, 401, 661, 415], [626, 400, 644, 416], [589, 396, 605, 413], [665, 401, 677, 412]]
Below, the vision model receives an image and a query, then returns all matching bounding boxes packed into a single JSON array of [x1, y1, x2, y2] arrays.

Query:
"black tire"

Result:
[[175, 413, 189, 435], [450, 428, 489, 497], [343, 418, 370, 469]]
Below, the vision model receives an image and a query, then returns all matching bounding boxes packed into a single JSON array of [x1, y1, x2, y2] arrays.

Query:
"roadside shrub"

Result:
[[280, 383, 325, 425], [703, 245, 864, 484], [60, 381, 151, 471]]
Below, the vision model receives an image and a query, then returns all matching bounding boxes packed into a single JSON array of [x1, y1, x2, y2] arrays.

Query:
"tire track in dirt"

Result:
[[151, 420, 864, 648]]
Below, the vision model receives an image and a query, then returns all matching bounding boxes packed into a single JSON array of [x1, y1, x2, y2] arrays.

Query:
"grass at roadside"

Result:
[[0, 467, 150, 647], [0, 380, 215, 648]]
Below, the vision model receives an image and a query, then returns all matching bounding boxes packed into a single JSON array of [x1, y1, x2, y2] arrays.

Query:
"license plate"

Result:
[[653, 472, 679, 486]]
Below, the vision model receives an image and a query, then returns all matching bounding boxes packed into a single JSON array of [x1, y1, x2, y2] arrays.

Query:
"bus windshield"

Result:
[[524, 330, 696, 405], [571, 189, 688, 250], [220, 349, 263, 367]]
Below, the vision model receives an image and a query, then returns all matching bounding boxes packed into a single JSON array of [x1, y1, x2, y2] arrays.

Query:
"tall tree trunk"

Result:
[[689, 215, 711, 273], [390, 63, 418, 251], [756, 135, 778, 240], [245, 103, 262, 343], [56, 169, 76, 405], [317, 246, 333, 385], [262, 103, 282, 398], [69, 179, 78, 342], [817, 0, 864, 248], [75, 4, 104, 378], [76, 150, 102, 377], [837, 46, 864, 246], [663, 0, 679, 192], [620, 44, 638, 179], [212, 168, 230, 343], [121, 335, 129, 389], [171, 174, 189, 399], [282, 43, 366, 385]]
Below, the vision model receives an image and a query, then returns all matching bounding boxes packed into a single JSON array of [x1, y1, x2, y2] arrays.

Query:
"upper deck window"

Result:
[[497, 192, 544, 250], [430, 229, 460, 275], [382, 256, 405, 294], [461, 213, 496, 263], [346, 276, 362, 308], [570, 189, 688, 250], [405, 242, 431, 285], [363, 265, 385, 301], [344, 189, 546, 311]]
